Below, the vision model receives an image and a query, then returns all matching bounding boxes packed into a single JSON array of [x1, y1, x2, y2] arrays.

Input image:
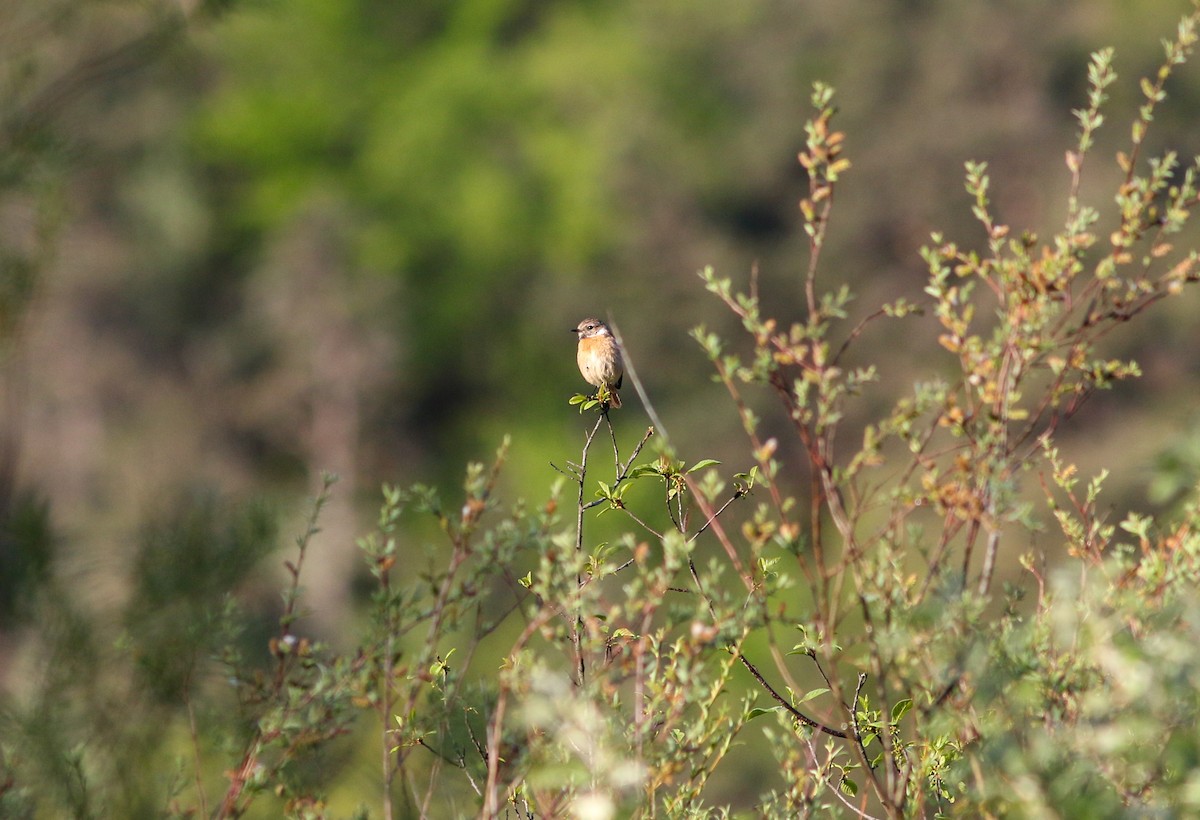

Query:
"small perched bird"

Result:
[[572, 317, 624, 408]]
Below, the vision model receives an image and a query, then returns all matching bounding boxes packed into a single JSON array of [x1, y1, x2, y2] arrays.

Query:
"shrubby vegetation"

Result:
[[8, 3, 1200, 819]]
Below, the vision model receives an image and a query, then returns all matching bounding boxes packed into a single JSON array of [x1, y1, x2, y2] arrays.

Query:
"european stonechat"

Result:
[[572, 317, 623, 409]]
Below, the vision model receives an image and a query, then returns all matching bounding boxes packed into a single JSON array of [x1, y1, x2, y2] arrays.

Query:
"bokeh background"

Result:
[[5, 0, 1200, 812]]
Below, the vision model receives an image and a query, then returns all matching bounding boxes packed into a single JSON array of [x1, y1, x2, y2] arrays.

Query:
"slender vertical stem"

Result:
[[572, 415, 604, 684], [606, 411, 620, 477], [183, 676, 208, 818], [381, 577, 395, 820]]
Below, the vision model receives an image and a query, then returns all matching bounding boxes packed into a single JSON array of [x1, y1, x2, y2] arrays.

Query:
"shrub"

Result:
[[8, 7, 1200, 820]]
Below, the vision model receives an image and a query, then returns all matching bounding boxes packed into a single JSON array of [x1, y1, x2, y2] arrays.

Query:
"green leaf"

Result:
[[891, 698, 913, 723], [798, 687, 829, 704], [686, 458, 722, 474], [746, 707, 777, 721]]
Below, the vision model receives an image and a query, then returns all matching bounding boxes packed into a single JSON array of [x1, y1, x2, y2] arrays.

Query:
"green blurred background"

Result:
[[4, 0, 1200, 811]]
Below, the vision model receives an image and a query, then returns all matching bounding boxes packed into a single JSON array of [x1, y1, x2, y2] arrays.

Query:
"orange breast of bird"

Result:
[[578, 336, 619, 386]]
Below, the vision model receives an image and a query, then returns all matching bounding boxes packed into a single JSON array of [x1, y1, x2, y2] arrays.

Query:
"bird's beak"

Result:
[[569, 328, 578, 333]]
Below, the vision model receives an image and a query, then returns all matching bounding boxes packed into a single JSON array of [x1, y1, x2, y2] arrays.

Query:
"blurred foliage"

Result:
[[186, 0, 822, 459], [125, 488, 277, 703], [5, 0, 1200, 815], [0, 488, 53, 626], [1148, 412, 1200, 508]]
